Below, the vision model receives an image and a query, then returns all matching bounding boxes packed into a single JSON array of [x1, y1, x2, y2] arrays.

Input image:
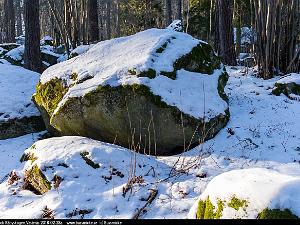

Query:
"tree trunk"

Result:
[[88, 0, 99, 43], [16, 0, 23, 36], [24, 0, 41, 73], [176, 0, 182, 21], [106, 0, 111, 40], [4, 0, 15, 43], [216, 0, 236, 65], [165, 0, 172, 26]]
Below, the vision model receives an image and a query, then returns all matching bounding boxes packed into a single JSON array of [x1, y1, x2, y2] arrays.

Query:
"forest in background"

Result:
[[0, 0, 299, 78]]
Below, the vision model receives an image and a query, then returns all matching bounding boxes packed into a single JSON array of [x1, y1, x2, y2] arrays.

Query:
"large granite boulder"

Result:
[[34, 28, 230, 155]]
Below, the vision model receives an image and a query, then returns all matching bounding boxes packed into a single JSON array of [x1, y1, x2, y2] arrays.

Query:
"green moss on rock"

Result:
[[138, 69, 156, 79], [257, 208, 298, 219], [34, 79, 68, 116], [70, 73, 78, 81], [128, 69, 157, 79], [272, 82, 300, 97], [20, 153, 38, 163], [156, 42, 168, 53], [228, 196, 248, 211], [23, 165, 51, 195], [196, 197, 224, 219], [174, 43, 221, 75]]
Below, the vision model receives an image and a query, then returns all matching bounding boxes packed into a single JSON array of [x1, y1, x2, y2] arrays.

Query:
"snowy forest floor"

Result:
[[0, 66, 299, 219]]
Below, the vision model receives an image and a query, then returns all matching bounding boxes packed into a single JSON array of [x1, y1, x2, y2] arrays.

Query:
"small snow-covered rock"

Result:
[[272, 73, 300, 97], [69, 44, 95, 59], [188, 168, 300, 219], [167, 20, 183, 32], [0, 64, 45, 139]]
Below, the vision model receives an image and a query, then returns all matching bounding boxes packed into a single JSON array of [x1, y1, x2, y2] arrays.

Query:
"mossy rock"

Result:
[[258, 208, 299, 219], [173, 43, 221, 75], [41, 52, 58, 66], [272, 82, 300, 97], [69, 52, 79, 59], [34, 73, 229, 155], [0, 43, 20, 51], [33, 37, 229, 155], [23, 165, 51, 195], [3, 55, 23, 66], [0, 116, 45, 140]]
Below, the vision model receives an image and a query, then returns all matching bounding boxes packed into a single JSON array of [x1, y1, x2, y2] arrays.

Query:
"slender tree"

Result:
[[4, 0, 15, 42], [24, 0, 41, 72]]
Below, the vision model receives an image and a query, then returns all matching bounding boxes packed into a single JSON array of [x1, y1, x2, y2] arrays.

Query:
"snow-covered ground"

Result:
[[0, 132, 45, 181], [0, 64, 40, 121], [0, 67, 299, 219]]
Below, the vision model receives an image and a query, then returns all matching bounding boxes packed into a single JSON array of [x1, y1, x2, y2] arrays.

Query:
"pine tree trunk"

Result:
[[24, 0, 41, 73], [106, 0, 111, 40], [165, 0, 172, 26], [216, 0, 236, 65], [176, 0, 182, 21], [88, 0, 99, 43], [4, 0, 15, 43]]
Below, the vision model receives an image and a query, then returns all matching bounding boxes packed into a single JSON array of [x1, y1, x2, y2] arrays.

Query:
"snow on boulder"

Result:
[[167, 20, 183, 32], [0, 43, 20, 52], [0, 136, 168, 219], [0, 64, 45, 139], [69, 44, 95, 59], [3, 45, 61, 69], [272, 73, 300, 97], [0, 47, 8, 57], [34, 28, 229, 155], [41, 36, 54, 46], [188, 168, 300, 219], [4, 45, 24, 65]]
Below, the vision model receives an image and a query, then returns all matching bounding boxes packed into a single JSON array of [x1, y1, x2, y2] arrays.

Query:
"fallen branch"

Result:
[[132, 189, 158, 219]]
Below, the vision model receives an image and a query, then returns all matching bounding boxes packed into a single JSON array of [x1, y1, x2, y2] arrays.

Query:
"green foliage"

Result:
[[228, 196, 248, 210], [188, 0, 212, 41], [118, 0, 163, 37], [257, 208, 299, 219]]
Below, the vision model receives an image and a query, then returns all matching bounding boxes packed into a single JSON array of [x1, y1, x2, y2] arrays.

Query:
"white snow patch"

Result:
[[5, 46, 24, 62], [277, 73, 300, 85], [0, 64, 40, 120]]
